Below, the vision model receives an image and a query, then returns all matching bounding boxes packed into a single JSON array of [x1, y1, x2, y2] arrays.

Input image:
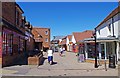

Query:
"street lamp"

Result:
[[93, 28, 98, 68]]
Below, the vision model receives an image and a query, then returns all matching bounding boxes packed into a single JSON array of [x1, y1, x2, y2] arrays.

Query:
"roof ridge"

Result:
[[33, 27, 50, 29]]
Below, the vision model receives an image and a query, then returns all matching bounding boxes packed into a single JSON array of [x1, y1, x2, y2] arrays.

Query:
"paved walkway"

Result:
[[1, 51, 118, 76]]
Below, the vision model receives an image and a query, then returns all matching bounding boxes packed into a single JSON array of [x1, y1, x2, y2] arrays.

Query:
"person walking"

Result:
[[62, 47, 65, 56], [47, 47, 53, 65], [59, 47, 63, 56]]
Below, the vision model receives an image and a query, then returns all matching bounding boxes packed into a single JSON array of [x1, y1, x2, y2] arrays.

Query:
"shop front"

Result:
[[2, 25, 25, 67], [84, 37, 119, 64]]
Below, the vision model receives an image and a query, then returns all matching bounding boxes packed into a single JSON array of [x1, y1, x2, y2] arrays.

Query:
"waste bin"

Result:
[[109, 55, 116, 68]]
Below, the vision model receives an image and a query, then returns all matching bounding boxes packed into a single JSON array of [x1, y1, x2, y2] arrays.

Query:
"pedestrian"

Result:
[[47, 47, 53, 65], [62, 47, 66, 56], [63, 47, 65, 52], [59, 47, 63, 56]]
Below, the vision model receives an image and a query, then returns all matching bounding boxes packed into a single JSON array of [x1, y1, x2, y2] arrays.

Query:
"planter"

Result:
[[28, 54, 43, 66]]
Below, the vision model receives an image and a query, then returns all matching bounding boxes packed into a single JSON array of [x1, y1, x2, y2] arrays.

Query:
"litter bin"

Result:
[[109, 55, 116, 68]]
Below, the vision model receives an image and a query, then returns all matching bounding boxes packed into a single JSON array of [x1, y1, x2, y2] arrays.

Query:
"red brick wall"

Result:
[[2, 2, 25, 34], [2, 2, 25, 66], [34, 28, 50, 48], [2, 2, 16, 26], [16, 6, 25, 33], [26, 37, 34, 51]]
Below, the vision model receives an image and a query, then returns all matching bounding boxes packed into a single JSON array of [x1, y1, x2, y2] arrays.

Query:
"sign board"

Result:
[[78, 54, 84, 62]]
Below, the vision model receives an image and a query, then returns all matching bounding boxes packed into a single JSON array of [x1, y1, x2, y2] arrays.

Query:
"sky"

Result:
[[17, 2, 118, 40]]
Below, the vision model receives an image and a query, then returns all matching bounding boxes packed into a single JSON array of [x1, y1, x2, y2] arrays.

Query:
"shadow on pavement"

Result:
[[39, 57, 48, 66], [52, 62, 57, 65], [8, 53, 28, 67]]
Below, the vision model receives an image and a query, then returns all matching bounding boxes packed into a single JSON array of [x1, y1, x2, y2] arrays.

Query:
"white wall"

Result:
[[96, 13, 120, 39], [71, 35, 76, 44], [66, 37, 69, 44], [96, 13, 120, 62]]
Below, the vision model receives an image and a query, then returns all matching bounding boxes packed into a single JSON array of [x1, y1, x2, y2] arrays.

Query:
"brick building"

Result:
[[32, 27, 50, 51], [0, 2, 32, 67], [25, 21, 34, 52], [32, 28, 43, 51]]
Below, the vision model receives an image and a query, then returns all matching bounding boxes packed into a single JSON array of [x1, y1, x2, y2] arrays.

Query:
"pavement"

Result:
[[1, 51, 119, 76]]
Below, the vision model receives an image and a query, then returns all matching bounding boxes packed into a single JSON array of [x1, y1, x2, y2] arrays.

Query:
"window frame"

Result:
[[45, 31, 48, 35], [45, 38, 48, 42]]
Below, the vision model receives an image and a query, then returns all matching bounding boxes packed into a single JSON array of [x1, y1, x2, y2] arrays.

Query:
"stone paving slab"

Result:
[[1, 51, 118, 76]]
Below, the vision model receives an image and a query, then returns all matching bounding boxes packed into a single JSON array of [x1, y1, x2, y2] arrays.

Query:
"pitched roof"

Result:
[[73, 30, 93, 42], [67, 35, 72, 40], [16, 3, 24, 13], [96, 6, 120, 28], [53, 36, 65, 40], [59, 38, 66, 45], [33, 27, 50, 35], [32, 28, 43, 42]]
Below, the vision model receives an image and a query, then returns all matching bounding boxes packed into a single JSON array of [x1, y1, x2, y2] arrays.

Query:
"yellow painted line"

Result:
[[0, 69, 18, 74]]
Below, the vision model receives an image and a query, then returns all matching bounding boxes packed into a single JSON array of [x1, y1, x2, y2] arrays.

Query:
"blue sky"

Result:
[[17, 2, 118, 40]]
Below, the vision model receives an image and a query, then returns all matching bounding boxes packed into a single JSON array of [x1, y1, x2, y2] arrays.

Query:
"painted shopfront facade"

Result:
[[84, 6, 120, 64]]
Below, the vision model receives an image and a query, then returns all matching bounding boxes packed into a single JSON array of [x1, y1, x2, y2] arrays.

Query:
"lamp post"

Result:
[[94, 28, 98, 68]]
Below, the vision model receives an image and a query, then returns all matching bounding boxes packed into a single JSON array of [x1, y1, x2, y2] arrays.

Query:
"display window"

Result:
[[2, 31, 13, 56]]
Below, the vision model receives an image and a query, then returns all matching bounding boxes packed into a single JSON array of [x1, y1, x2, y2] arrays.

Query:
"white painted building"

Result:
[[95, 6, 120, 63], [71, 34, 77, 44], [66, 35, 72, 51]]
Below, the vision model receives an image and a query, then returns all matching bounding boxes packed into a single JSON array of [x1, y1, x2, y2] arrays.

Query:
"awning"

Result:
[[84, 37, 119, 43]]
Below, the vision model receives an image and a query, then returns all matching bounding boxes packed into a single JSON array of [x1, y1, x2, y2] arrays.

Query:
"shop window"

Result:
[[20, 38, 24, 52], [87, 43, 99, 58], [2, 32, 7, 55], [101, 44, 105, 59], [2, 32, 13, 56], [17, 36, 24, 53], [8, 34, 13, 55], [87, 43, 95, 58]]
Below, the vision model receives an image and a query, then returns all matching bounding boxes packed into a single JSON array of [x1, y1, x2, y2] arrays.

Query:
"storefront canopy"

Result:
[[84, 37, 119, 43]]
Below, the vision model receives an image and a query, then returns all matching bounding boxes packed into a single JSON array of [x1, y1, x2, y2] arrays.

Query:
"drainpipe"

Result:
[[112, 17, 115, 37]]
